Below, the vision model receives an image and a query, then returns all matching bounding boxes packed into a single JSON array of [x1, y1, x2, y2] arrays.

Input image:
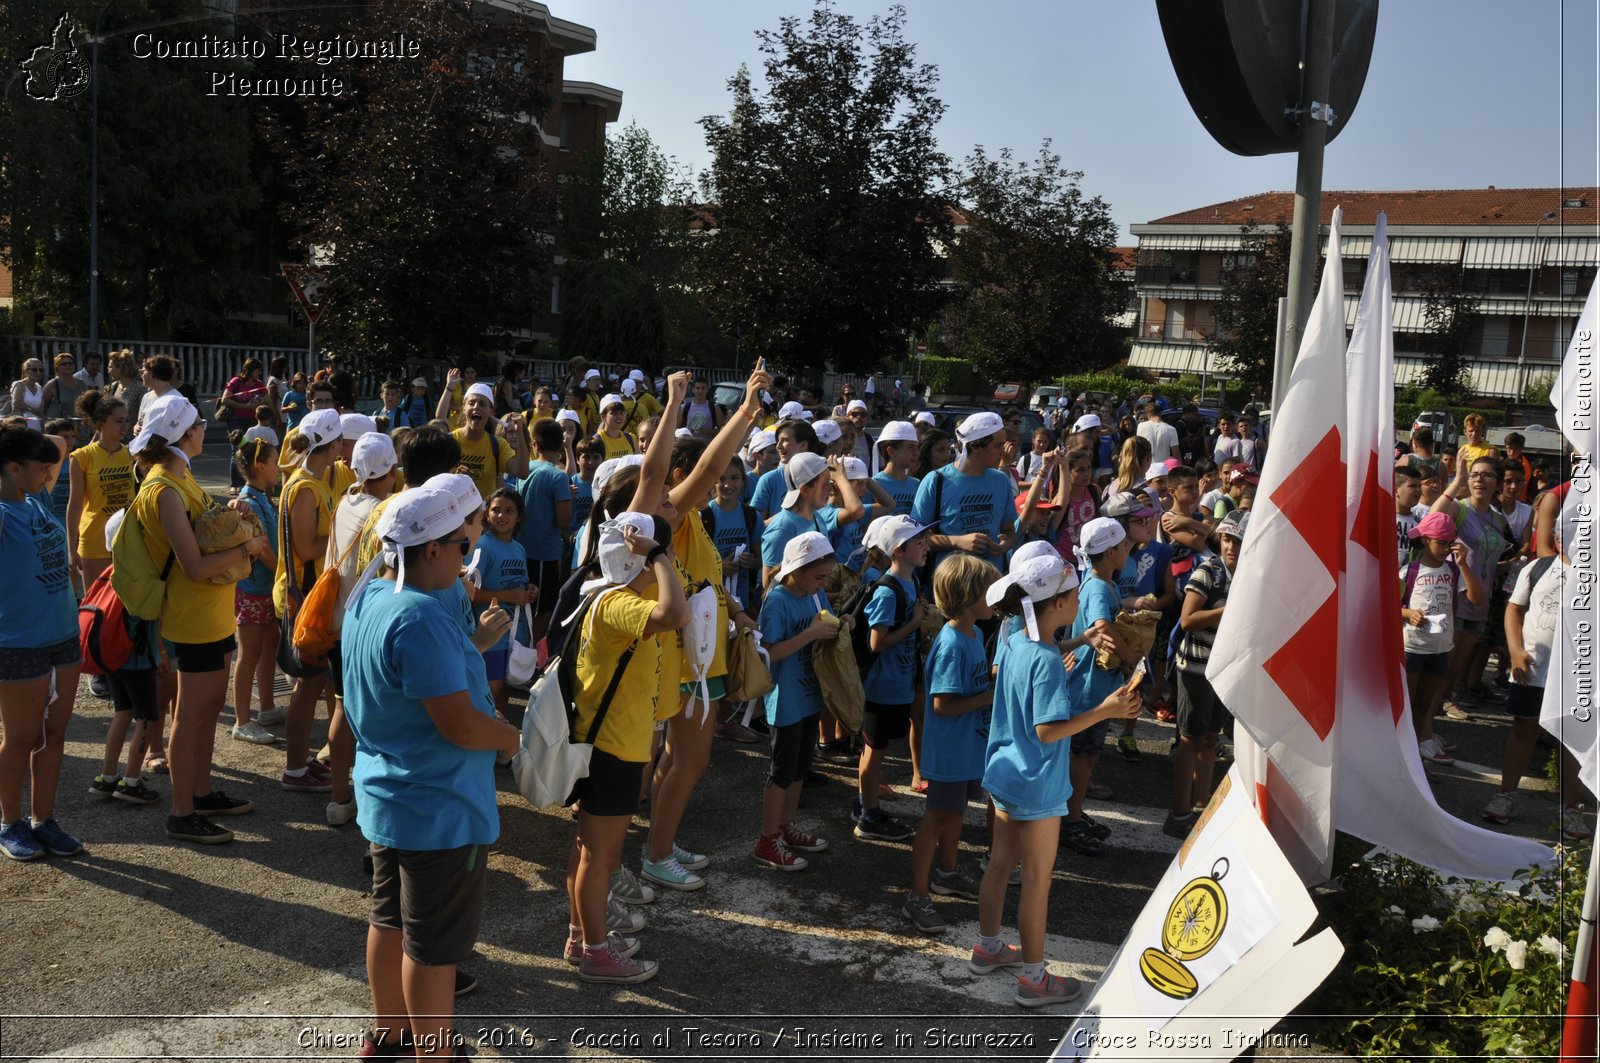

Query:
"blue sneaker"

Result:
[[0, 820, 44, 861], [30, 818, 83, 857]]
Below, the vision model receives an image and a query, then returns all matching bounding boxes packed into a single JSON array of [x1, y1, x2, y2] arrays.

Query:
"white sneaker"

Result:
[[1561, 805, 1590, 841], [326, 798, 357, 826], [231, 721, 278, 745], [1418, 738, 1454, 766], [611, 865, 657, 905], [606, 892, 646, 934], [1481, 791, 1517, 824]]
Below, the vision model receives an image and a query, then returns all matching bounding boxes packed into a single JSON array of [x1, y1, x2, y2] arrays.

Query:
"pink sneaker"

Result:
[[564, 930, 640, 966], [781, 823, 829, 853], [578, 940, 659, 984], [969, 940, 1026, 974], [1015, 971, 1083, 1008]]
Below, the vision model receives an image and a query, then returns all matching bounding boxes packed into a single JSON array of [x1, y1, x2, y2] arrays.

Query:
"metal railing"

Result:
[[4, 336, 320, 403]]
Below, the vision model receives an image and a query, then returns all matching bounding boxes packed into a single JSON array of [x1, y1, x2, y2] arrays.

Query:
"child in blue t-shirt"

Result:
[[829, 458, 894, 574], [903, 553, 997, 936], [871, 422, 922, 516], [761, 454, 861, 589], [569, 437, 602, 568], [1099, 490, 1175, 763], [854, 516, 934, 842], [1063, 518, 1140, 858], [755, 532, 842, 871], [704, 455, 763, 616], [473, 489, 535, 721], [976, 550, 1140, 1007]]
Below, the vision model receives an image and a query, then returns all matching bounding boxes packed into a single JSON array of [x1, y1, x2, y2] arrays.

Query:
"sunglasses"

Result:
[[435, 536, 471, 556]]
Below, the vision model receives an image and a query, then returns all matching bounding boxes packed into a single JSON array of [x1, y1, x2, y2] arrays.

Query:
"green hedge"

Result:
[[921, 355, 985, 398], [1051, 369, 1152, 400], [1394, 402, 1504, 435]]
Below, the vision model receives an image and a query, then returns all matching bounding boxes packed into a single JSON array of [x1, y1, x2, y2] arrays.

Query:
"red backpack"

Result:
[[79, 566, 137, 675]]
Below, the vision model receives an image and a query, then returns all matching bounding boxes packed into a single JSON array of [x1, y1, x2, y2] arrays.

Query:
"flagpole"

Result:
[[1562, 824, 1599, 1060]]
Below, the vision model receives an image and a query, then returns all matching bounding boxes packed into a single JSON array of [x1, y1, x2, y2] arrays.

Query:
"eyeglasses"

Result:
[[435, 536, 471, 556]]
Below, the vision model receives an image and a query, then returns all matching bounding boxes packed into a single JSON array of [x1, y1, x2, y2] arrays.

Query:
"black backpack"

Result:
[[839, 572, 913, 680], [545, 561, 599, 658]]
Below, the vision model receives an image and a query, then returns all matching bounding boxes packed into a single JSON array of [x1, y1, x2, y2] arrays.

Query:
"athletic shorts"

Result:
[[169, 636, 236, 674], [108, 669, 159, 722], [1504, 683, 1544, 720], [529, 558, 563, 617], [0, 637, 80, 683], [768, 713, 820, 789], [679, 675, 727, 703], [565, 747, 645, 818], [924, 778, 983, 815], [326, 644, 344, 699], [234, 589, 276, 627], [369, 842, 489, 966], [862, 700, 912, 749], [482, 647, 508, 684], [1070, 718, 1108, 756], [1405, 650, 1451, 678], [1175, 670, 1227, 738]]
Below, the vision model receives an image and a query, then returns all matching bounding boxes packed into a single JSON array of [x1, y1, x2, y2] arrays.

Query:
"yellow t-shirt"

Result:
[[447, 382, 467, 429], [132, 467, 233, 644], [627, 392, 663, 433], [453, 428, 511, 501], [581, 394, 600, 437], [329, 459, 357, 499], [1458, 441, 1497, 469], [71, 441, 135, 558], [273, 469, 335, 616], [595, 430, 636, 462], [572, 589, 663, 762], [357, 493, 399, 574], [674, 510, 728, 682], [278, 426, 301, 469]]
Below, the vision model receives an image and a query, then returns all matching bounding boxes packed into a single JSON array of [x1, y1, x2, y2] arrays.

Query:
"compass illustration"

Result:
[[1139, 858, 1230, 999]]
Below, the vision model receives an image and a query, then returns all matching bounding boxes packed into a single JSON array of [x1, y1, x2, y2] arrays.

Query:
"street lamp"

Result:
[[1516, 209, 1558, 401]]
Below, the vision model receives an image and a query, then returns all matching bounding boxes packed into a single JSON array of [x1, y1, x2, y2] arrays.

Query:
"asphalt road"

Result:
[[0, 440, 1568, 1062]]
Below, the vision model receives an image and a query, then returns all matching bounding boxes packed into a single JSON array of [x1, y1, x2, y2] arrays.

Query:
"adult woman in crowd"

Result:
[[136, 354, 180, 427], [106, 350, 145, 417], [267, 357, 292, 408], [8, 358, 45, 424], [130, 393, 268, 845], [219, 359, 272, 488], [0, 425, 83, 861], [40, 353, 88, 425], [66, 390, 135, 592]]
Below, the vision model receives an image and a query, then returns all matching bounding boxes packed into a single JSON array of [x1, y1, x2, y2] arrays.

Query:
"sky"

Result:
[[552, 0, 1600, 242]]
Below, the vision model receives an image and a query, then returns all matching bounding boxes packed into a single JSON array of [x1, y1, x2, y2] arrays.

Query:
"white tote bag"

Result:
[[511, 659, 591, 808], [683, 584, 719, 720], [505, 604, 538, 688]]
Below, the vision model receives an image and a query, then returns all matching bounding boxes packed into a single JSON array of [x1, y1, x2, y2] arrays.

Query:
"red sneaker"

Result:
[[753, 833, 809, 871], [781, 822, 829, 853]]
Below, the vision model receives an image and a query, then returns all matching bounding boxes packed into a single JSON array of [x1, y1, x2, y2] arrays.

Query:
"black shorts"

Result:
[[1176, 670, 1227, 738], [924, 778, 983, 814], [107, 669, 159, 722], [862, 700, 912, 749], [1505, 684, 1544, 720], [768, 714, 819, 789], [1071, 718, 1108, 755], [170, 636, 237, 674], [326, 644, 344, 700], [529, 558, 563, 618], [565, 747, 645, 818], [1405, 650, 1451, 678], [369, 842, 489, 966], [0, 637, 80, 683]]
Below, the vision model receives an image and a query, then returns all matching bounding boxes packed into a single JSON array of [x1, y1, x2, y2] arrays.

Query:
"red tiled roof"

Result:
[[1148, 187, 1600, 227], [1110, 246, 1137, 270]]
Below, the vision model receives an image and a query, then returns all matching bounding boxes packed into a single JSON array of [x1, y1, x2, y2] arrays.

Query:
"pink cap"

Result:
[[1409, 510, 1458, 541]]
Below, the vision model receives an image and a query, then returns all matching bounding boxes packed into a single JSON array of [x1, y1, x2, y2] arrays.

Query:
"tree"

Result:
[[1, 0, 259, 340], [943, 142, 1119, 384], [262, 0, 555, 368], [1211, 219, 1293, 399], [1417, 268, 1479, 401], [697, 2, 953, 380]]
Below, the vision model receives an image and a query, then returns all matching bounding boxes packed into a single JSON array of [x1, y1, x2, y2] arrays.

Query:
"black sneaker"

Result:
[[1116, 734, 1142, 763], [823, 739, 856, 763], [193, 790, 254, 817], [1062, 819, 1104, 856], [113, 778, 161, 805], [746, 716, 770, 735], [166, 813, 234, 845], [454, 968, 479, 997], [88, 773, 120, 798], [88, 675, 113, 700], [853, 809, 914, 841], [1162, 811, 1197, 839], [1081, 812, 1112, 841]]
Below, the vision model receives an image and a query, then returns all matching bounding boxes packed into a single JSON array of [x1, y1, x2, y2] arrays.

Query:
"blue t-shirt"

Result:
[[863, 573, 918, 703], [1068, 571, 1122, 712], [1124, 539, 1172, 599], [983, 629, 1075, 818], [873, 471, 921, 516], [706, 499, 760, 612], [571, 475, 594, 532], [741, 469, 761, 505], [513, 460, 572, 563], [830, 501, 875, 573], [342, 580, 499, 851], [392, 393, 431, 430], [758, 584, 824, 727], [473, 534, 529, 652], [281, 389, 306, 429], [237, 484, 278, 598], [0, 494, 76, 649], [911, 464, 1016, 573], [431, 579, 476, 636], [761, 506, 840, 570], [752, 465, 788, 521], [921, 624, 992, 782]]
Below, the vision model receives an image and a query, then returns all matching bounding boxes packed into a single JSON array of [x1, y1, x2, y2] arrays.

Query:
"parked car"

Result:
[[1412, 410, 1458, 449], [994, 382, 1027, 404], [1032, 386, 1062, 411]]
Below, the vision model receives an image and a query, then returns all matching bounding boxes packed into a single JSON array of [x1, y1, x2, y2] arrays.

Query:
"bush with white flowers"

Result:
[[1304, 844, 1585, 1058]]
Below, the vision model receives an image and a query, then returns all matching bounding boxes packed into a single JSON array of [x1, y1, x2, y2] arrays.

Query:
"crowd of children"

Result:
[[0, 353, 1594, 1050]]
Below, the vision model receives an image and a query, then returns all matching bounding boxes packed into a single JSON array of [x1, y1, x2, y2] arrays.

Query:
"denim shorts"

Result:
[[0, 638, 81, 683]]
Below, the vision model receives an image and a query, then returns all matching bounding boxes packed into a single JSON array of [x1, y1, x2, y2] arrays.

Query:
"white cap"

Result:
[[465, 382, 495, 405], [956, 411, 1005, 443], [779, 401, 811, 421], [104, 508, 127, 553], [675, 427, 692, 438], [985, 552, 1080, 639], [748, 428, 777, 454], [813, 420, 842, 446], [600, 393, 624, 412], [411, 377, 428, 387], [1143, 462, 1169, 481], [621, 379, 638, 397], [351, 432, 397, 483], [873, 514, 936, 555], [846, 399, 868, 414], [556, 409, 582, 427], [877, 420, 918, 444], [629, 369, 645, 382], [842, 456, 869, 481], [128, 392, 198, 456], [424, 472, 483, 517], [584, 368, 601, 382], [776, 530, 835, 582], [351, 484, 466, 601], [1072, 413, 1102, 433], [781, 452, 830, 510], [582, 511, 657, 595], [1079, 516, 1127, 556], [913, 411, 937, 426], [283, 408, 343, 464], [340, 412, 377, 441], [593, 453, 642, 494], [986, 541, 1063, 606]]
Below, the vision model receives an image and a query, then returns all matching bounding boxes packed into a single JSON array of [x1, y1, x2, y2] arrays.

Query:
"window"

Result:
[[1165, 304, 1188, 341], [1480, 318, 1510, 358], [1551, 319, 1574, 360], [1563, 269, 1581, 296]]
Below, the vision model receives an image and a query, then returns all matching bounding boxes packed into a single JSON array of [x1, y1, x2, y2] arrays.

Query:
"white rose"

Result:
[[1483, 926, 1512, 953], [1537, 934, 1568, 961], [1505, 939, 1529, 970], [1385, 904, 1406, 916], [1411, 915, 1441, 933]]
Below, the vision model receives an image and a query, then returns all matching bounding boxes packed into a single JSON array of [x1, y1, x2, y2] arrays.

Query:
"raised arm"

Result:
[[668, 364, 771, 519], [630, 371, 690, 515]]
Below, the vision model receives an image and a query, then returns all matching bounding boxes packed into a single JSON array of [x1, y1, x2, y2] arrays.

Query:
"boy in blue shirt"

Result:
[[512, 419, 573, 646], [912, 411, 1016, 575], [744, 429, 778, 505], [829, 456, 896, 574], [568, 437, 602, 568], [1099, 490, 1174, 763], [854, 515, 935, 842], [871, 420, 921, 515], [761, 452, 863, 590], [751, 419, 819, 521]]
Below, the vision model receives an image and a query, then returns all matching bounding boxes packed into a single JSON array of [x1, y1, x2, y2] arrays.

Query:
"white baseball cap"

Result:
[[351, 432, 397, 483], [876, 420, 918, 444], [599, 393, 625, 412], [781, 452, 830, 509], [411, 377, 428, 387], [340, 412, 377, 440], [985, 553, 1080, 634], [842, 456, 869, 480], [846, 399, 868, 414], [1072, 413, 1102, 433], [593, 454, 642, 494], [776, 530, 835, 582], [583, 511, 657, 594], [349, 484, 466, 601], [465, 382, 495, 405], [748, 428, 777, 454], [1143, 462, 1169, 481], [913, 411, 937, 426], [956, 411, 1005, 443], [1079, 516, 1128, 556], [779, 400, 812, 422], [675, 427, 692, 438], [281, 408, 343, 465], [986, 540, 1062, 606], [128, 392, 199, 456], [872, 514, 936, 555], [813, 420, 842, 446]]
